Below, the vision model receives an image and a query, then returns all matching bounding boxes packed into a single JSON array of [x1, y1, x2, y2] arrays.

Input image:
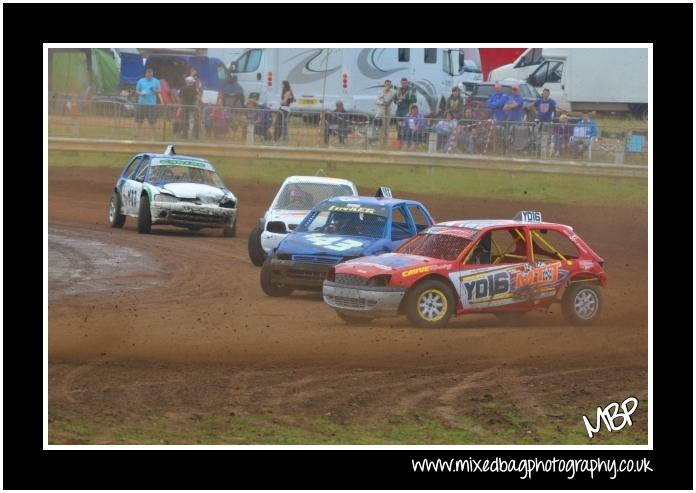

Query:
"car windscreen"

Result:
[[475, 85, 513, 97], [396, 233, 472, 260], [273, 183, 355, 210], [149, 165, 224, 187], [297, 204, 388, 238]]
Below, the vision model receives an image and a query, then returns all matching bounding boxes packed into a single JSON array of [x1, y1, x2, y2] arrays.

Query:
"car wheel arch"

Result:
[[398, 273, 459, 313]]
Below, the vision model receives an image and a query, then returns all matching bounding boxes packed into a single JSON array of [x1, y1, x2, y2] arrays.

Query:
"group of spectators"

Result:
[[132, 67, 599, 159]]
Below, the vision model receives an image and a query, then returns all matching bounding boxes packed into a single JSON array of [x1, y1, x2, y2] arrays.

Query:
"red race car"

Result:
[[323, 211, 606, 328]]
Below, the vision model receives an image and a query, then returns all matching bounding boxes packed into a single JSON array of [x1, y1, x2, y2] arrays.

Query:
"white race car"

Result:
[[247, 175, 358, 266], [108, 146, 238, 236]]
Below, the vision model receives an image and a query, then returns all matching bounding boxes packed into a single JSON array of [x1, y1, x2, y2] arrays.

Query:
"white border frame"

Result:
[[43, 42, 652, 451]]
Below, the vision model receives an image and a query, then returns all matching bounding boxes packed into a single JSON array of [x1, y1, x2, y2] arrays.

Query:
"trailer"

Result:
[[230, 48, 482, 117], [526, 48, 648, 119]]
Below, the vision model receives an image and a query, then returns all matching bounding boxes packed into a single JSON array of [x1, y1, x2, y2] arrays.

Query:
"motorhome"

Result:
[[526, 48, 648, 119], [231, 48, 482, 117]]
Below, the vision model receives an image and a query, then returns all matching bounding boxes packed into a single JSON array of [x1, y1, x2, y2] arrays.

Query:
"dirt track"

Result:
[[48, 166, 648, 443]]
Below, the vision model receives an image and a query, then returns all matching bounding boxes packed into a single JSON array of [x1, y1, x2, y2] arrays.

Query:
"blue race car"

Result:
[[260, 189, 435, 296], [107, 145, 238, 236]]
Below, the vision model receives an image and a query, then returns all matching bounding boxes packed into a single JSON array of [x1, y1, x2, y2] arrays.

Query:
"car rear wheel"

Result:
[[223, 218, 237, 237], [137, 194, 152, 234], [405, 279, 455, 328], [260, 258, 293, 297], [248, 224, 266, 266], [336, 310, 373, 325], [561, 283, 603, 325], [108, 192, 126, 228]]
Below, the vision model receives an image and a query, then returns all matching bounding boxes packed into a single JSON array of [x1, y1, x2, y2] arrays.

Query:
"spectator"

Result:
[[393, 77, 417, 119], [204, 94, 231, 138], [433, 111, 457, 151], [552, 113, 572, 157], [245, 99, 272, 141], [486, 82, 508, 121], [533, 88, 556, 123], [324, 101, 349, 144], [400, 104, 426, 149], [274, 80, 295, 141], [444, 86, 465, 119], [223, 74, 245, 109], [533, 88, 556, 157], [394, 78, 418, 144], [503, 85, 526, 122], [569, 111, 598, 158], [188, 66, 203, 99], [134, 68, 161, 138], [374, 79, 395, 128], [179, 76, 200, 139]]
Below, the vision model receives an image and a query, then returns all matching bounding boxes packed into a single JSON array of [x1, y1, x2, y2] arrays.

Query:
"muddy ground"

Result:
[[48, 166, 648, 444]]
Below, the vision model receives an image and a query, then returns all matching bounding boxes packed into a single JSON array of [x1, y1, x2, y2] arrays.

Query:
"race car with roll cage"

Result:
[[323, 211, 606, 327], [108, 146, 238, 236], [247, 175, 358, 266], [260, 188, 436, 297]]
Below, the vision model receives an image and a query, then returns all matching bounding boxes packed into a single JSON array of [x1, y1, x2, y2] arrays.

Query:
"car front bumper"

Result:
[[322, 281, 406, 316], [269, 259, 336, 289], [150, 202, 237, 229]]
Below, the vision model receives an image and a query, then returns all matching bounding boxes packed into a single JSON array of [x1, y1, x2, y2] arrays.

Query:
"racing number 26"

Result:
[[305, 234, 362, 252]]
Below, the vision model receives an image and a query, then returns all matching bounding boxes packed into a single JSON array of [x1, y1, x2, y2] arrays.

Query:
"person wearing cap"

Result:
[[486, 82, 508, 121], [503, 85, 526, 122], [552, 113, 572, 157], [444, 86, 465, 119], [179, 76, 200, 139]]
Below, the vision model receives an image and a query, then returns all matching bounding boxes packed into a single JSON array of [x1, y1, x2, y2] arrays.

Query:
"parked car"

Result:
[[463, 80, 540, 121], [261, 191, 435, 297], [323, 211, 606, 327], [108, 145, 238, 236], [248, 176, 358, 266]]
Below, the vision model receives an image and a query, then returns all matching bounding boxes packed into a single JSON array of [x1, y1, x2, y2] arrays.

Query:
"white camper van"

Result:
[[526, 48, 648, 119], [231, 48, 481, 117]]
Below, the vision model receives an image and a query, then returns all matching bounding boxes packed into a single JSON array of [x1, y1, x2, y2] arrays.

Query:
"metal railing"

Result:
[[47, 98, 648, 166]]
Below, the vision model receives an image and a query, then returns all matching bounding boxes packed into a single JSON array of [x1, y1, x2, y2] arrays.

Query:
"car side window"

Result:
[[466, 228, 528, 265], [123, 156, 142, 179], [407, 205, 430, 232], [134, 157, 150, 182], [390, 206, 412, 241], [530, 229, 580, 262]]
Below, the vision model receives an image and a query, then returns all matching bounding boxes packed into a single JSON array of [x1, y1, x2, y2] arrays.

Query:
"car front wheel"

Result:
[[260, 258, 293, 297], [108, 192, 126, 228], [248, 224, 266, 266], [137, 194, 152, 234], [404, 279, 455, 328], [223, 218, 237, 237], [561, 283, 603, 325]]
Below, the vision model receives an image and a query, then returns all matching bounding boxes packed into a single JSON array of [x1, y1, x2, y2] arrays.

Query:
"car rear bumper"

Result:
[[151, 202, 237, 229], [322, 281, 406, 316]]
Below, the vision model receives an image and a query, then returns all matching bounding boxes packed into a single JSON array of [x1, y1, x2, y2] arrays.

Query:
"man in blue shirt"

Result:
[[533, 88, 556, 123], [569, 112, 598, 159], [134, 68, 161, 137], [503, 85, 526, 122], [486, 82, 508, 121]]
